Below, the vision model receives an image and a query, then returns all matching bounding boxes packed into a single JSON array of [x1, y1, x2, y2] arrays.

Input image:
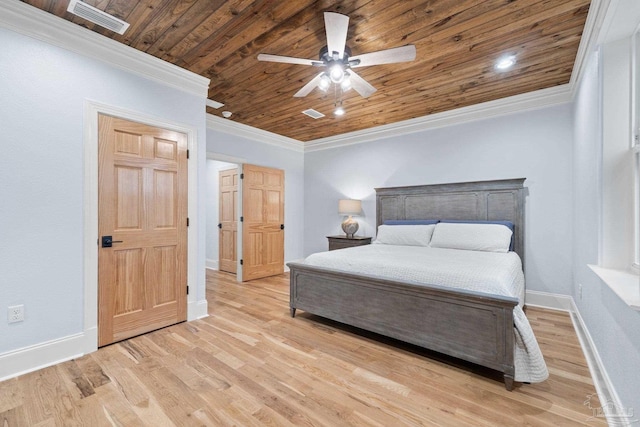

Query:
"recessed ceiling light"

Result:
[[495, 55, 516, 71]]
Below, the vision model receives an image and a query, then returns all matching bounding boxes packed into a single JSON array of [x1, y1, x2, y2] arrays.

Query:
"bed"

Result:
[[287, 178, 548, 390]]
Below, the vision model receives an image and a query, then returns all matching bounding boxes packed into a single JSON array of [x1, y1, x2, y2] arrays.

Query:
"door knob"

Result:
[[101, 236, 123, 248]]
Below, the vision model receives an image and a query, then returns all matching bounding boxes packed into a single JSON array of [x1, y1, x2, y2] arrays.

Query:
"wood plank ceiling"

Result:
[[22, 0, 591, 142]]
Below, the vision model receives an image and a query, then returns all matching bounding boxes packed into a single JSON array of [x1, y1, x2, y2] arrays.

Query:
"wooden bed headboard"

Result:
[[375, 178, 526, 261]]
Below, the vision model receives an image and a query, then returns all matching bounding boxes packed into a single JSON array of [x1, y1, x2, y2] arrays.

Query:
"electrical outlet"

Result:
[[578, 284, 583, 300], [8, 305, 24, 323]]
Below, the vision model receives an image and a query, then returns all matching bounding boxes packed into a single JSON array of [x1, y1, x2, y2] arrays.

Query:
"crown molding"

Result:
[[203, 0, 608, 153], [206, 84, 572, 154], [206, 114, 305, 153], [569, 0, 611, 97], [304, 84, 572, 152], [0, 0, 209, 98], [1, 0, 608, 153]]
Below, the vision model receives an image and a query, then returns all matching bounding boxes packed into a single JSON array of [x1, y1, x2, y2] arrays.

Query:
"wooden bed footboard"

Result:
[[288, 262, 518, 390]]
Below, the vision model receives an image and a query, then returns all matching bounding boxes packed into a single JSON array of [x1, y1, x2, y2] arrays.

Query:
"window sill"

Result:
[[588, 265, 640, 311]]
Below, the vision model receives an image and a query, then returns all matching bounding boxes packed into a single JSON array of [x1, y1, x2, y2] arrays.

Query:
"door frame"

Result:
[[206, 157, 287, 282], [82, 100, 201, 354], [207, 153, 246, 282]]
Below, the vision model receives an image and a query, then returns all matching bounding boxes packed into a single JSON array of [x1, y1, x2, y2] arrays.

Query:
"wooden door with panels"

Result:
[[98, 114, 188, 347], [218, 168, 238, 274], [241, 164, 285, 281]]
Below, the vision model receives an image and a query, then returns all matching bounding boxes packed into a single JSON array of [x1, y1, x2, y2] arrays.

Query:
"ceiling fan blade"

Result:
[[350, 45, 416, 68], [293, 73, 325, 97], [257, 53, 317, 66], [348, 70, 376, 98], [324, 12, 349, 59]]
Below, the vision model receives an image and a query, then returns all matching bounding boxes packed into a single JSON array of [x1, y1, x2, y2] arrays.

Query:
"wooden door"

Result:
[[98, 115, 187, 347], [242, 164, 285, 281], [218, 168, 238, 273]]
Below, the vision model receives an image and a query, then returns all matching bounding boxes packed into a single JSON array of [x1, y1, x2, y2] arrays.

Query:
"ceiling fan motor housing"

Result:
[[318, 45, 357, 84], [319, 45, 352, 62]]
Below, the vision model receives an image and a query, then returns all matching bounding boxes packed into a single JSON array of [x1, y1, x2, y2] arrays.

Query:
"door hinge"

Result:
[[186, 149, 190, 159], [240, 259, 243, 265], [240, 173, 244, 179], [240, 216, 244, 222], [186, 286, 189, 295], [186, 217, 190, 227]]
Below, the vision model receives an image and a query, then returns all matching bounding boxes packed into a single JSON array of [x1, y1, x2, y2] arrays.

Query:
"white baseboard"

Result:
[[0, 332, 90, 382], [526, 290, 631, 426], [569, 299, 635, 426], [189, 299, 209, 320], [1, 303, 208, 382], [2, 289, 625, 425], [525, 290, 574, 311], [206, 258, 219, 270]]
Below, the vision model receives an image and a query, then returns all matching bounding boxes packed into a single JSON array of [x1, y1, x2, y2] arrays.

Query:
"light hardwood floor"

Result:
[[0, 270, 607, 426]]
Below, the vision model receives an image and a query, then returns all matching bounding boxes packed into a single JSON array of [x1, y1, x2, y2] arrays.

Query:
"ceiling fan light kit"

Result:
[[318, 75, 331, 91], [340, 74, 352, 91], [329, 64, 345, 83], [257, 11, 416, 116]]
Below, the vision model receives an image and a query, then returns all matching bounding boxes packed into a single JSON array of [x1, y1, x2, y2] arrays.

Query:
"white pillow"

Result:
[[429, 223, 512, 253], [374, 224, 435, 246]]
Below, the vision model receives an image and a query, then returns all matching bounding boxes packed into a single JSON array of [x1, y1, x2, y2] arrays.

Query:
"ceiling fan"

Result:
[[257, 12, 416, 99]]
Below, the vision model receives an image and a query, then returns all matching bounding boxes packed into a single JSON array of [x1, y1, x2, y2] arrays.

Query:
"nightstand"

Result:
[[327, 235, 372, 251]]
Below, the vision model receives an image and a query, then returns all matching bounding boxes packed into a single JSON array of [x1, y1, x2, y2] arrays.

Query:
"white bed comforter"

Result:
[[302, 244, 549, 383]]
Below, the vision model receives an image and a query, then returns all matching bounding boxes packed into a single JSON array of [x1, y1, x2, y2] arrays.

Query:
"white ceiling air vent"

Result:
[[67, 0, 130, 35], [206, 99, 225, 109], [302, 109, 325, 119]]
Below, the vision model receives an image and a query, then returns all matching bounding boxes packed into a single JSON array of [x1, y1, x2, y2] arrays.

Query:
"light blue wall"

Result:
[[573, 47, 640, 414], [0, 27, 207, 354], [1, 4, 637, 413], [304, 105, 574, 294], [206, 128, 305, 263]]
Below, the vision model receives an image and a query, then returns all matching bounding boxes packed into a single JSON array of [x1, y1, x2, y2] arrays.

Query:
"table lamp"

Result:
[[338, 199, 361, 238]]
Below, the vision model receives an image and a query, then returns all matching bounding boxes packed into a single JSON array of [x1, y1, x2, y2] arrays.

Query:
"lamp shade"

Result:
[[338, 199, 361, 216]]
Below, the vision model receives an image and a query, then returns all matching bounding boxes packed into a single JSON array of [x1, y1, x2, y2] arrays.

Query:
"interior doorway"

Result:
[[206, 157, 285, 282]]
